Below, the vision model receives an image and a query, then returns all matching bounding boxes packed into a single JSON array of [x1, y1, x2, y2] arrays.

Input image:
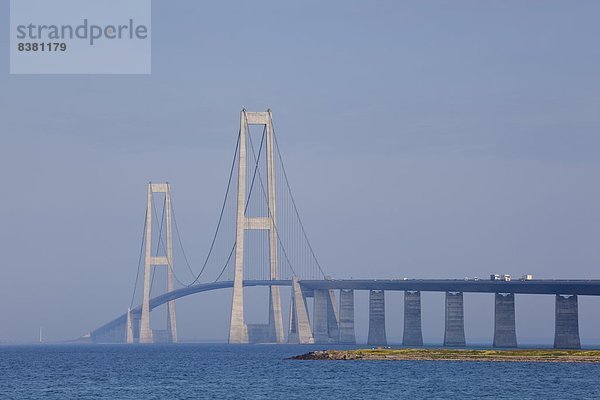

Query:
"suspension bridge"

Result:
[[86, 109, 600, 349]]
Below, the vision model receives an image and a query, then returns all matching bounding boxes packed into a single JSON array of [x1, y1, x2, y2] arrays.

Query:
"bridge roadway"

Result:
[[89, 278, 600, 340]]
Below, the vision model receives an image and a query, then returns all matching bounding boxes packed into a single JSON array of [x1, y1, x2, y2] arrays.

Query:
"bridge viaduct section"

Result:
[[89, 279, 596, 348]]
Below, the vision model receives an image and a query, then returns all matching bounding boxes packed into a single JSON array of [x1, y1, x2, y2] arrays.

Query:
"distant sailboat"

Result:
[[39, 327, 43, 344]]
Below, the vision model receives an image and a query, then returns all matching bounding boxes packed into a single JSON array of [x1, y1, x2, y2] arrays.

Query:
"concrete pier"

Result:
[[338, 289, 356, 344], [288, 277, 314, 344], [312, 289, 328, 341], [554, 294, 581, 349], [493, 293, 517, 348], [267, 286, 283, 343], [444, 291, 465, 346], [403, 291, 423, 346], [367, 289, 387, 346], [312, 288, 340, 343], [126, 308, 134, 344], [326, 288, 340, 342]]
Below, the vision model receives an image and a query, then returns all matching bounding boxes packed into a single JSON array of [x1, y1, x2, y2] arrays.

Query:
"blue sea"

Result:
[[0, 344, 599, 399]]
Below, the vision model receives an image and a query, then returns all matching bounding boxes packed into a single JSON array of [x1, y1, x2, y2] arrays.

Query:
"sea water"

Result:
[[0, 344, 599, 399]]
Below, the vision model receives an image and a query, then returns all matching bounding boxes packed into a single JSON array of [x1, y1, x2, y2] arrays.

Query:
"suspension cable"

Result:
[[150, 192, 166, 296], [131, 110, 324, 296], [169, 189, 202, 280], [185, 130, 240, 285], [149, 197, 165, 295], [213, 243, 236, 282], [150, 186, 189, 287], [270, 113, 326, 278], [213, 122, 267, 282], [129, 208, 147, 309], [246, 119, 297, 277], [147, 124, 265, 287]]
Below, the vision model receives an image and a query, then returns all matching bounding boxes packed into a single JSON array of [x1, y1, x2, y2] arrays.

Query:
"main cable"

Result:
[[186, 130, 240, 286], [129, 208, 148, 309], [169, 199, 196, 280]]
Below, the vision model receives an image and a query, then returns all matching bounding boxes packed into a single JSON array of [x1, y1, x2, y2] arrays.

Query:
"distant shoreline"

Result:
[[290, 349, 600, 363]]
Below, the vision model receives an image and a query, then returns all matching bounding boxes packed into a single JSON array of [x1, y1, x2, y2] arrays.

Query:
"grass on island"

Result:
[[292, 348, 600, 362], [331, 348, 600, 360]]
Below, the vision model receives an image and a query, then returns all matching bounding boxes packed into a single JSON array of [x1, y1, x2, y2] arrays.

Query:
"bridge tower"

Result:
[[139, 183, 178, 344], [229, 110, 285, 344]]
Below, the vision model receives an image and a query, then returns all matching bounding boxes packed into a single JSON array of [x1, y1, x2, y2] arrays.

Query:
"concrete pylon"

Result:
[[444, 291, 465, 347], [313, 289, 330, 343], [229, 110, 284, 344], [288, 277, 314, 344], [312, 288, 340, 343], [554, 295, 581, 349], [326, 288, 340, 341], [403, 291, 423, 346], [367, 289, 387, 346], [139, 182, 178, 344], [125, 308, 134, 344], [493, 293, 517, 348], [338, 289, 356, 344]]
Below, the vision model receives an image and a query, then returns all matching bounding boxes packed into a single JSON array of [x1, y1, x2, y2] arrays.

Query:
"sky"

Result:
[[0, 1, 599, 344]]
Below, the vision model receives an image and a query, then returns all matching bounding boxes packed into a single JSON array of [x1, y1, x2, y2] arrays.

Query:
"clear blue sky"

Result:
[[1, 1, 599, 343]]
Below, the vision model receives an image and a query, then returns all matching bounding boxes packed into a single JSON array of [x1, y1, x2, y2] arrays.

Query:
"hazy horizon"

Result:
[[1, 1, 600, 344]]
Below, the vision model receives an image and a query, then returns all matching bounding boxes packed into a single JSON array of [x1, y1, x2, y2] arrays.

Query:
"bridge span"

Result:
[[88, 110, 597, 350], [89, 278, 600, 349]]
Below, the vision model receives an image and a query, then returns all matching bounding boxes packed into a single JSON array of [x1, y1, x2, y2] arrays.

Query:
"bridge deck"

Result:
[[89, 278, 600, 339], [300, 279, 600, 295]]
